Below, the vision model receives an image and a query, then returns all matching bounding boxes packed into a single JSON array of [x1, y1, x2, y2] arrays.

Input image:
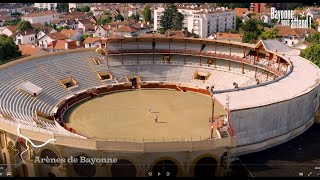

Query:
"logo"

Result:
[[271, 7, 312, 28]]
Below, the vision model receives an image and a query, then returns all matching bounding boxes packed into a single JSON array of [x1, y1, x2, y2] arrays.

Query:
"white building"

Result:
[[154, 6, 236, 38], [15, 30, 36, 45], [21, 11, 60, 25], [83, 37, 102, 48], [34, 3, 57, 11], [93, 25, 110, 37]]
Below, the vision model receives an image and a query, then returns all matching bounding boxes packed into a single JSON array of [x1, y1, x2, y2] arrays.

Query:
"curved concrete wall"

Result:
[[230, 84, 320, 148]]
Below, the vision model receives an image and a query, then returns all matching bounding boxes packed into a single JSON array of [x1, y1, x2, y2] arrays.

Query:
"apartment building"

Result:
[[21, 11, 60, 25], [154, 6, 236, 38], [34, 3, 57, 11]]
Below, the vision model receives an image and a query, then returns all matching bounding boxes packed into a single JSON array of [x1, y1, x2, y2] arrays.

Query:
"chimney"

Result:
[[65, 41, 69, 49], [76, 40, 80, 47], [68, 33, 71, 38], [24, 31, 27, 35]]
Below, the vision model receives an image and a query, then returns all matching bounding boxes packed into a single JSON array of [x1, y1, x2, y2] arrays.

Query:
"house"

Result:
[[22, 10, 60, 25], [59, 12, 88, 21], [47, 39, 81, 52], [83, 37, 102, 48], [77, 19, 95, 32], [60, 29, 83, 41], [0, 4, 25, 14], [113, 25, 138, 37], [93, 25, 110, 37], [275, 26, 317, 47], [38, 32, 68, 48], [15, 29, 36, 45], [36, 27, 57, 40], [0, 25, 17, 37], [51, 19, 68, 28], [209, 32, 243, 42], [260, 8, 272, 24]]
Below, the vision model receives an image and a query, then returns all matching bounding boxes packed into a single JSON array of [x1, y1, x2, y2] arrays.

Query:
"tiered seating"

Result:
[[138, 42, 153, 49], [186, 43, 202, 52], [122, 42, 138, 50], [107, 43, 122, 51], [155, 42, 169, 50], [170, 42, 186, 50], [230, 47, 245, 57]]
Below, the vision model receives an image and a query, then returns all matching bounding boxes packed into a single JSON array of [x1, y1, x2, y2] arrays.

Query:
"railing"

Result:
[[106, 49, 289, 77], [0, 114, 234, 152]]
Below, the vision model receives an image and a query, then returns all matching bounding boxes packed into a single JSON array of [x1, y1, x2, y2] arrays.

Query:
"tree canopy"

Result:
[[160, 4, 184, 32], [17, 20, 33, 31], [97, 16, 112, 25], [57, 3, 69, 12], [82, 34, 93, 41], [81, 6, 90, 12], [115, 14, 124, 21], [306, 32, 320, 43], [129, 13, 140, 22], [240, 19, 264, 43], [143, 5, 152, 23], [301, 43, 320, 67], [0, 35, 22, 63], [260, 28, 279, 40]]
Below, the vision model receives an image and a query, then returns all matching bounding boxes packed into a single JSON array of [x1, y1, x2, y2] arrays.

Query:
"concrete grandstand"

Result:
[[0, 36, 319, 177]]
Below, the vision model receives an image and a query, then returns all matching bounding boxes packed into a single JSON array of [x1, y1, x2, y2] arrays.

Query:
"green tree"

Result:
[[0, 35, 22, 63], [87, 11, 93, 16], [143, 5, 152, 23], [103, 11, 111, 16], [240, 19, 264, 43], [57, 3, 69, 12], [115, 14, 124, 21], [160, 4, 184, 32], [129, 13, 140, 22], [81, 6, 90, 12], [235, 16, 243, 32], [16, 20, 33, 30], [82, 34, 93, 41], [307, 32, 320, 43], [301, 43, 320, 67], [260, 28, 279, 40], [98, 16, 112, 25]]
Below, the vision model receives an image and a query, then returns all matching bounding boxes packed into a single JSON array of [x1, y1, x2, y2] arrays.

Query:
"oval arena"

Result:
[[0, 36, 319, 177]]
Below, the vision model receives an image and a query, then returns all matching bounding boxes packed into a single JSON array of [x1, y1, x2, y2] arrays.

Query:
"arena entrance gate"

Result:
[[127, 75, 141, 89]]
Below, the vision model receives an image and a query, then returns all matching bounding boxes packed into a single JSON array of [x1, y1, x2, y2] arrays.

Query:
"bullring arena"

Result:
[[0, 35, 320, 177]]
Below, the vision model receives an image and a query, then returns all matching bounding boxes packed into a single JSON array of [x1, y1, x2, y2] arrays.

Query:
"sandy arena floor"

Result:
[[64, 89, 226, 142]]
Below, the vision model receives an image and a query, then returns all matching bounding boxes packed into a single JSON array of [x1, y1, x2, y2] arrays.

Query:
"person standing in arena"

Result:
[[148, 105, 151, 113], [154, 114, 158, 123]]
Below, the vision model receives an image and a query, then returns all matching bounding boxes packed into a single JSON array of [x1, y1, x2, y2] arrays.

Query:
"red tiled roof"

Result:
[[114, 25, 138, 32], [47, 40, 78, 50], [60, 29, 77, 38], [5, 25, 17, 33], [234, 8, 249, 17], [275, 26, 317, 37], [47, 32, 68, 40], [16, 29, 36, 36], [216, 32, 243, 39], [83, 37, 101, 44], [19, 44, 42, 56]]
